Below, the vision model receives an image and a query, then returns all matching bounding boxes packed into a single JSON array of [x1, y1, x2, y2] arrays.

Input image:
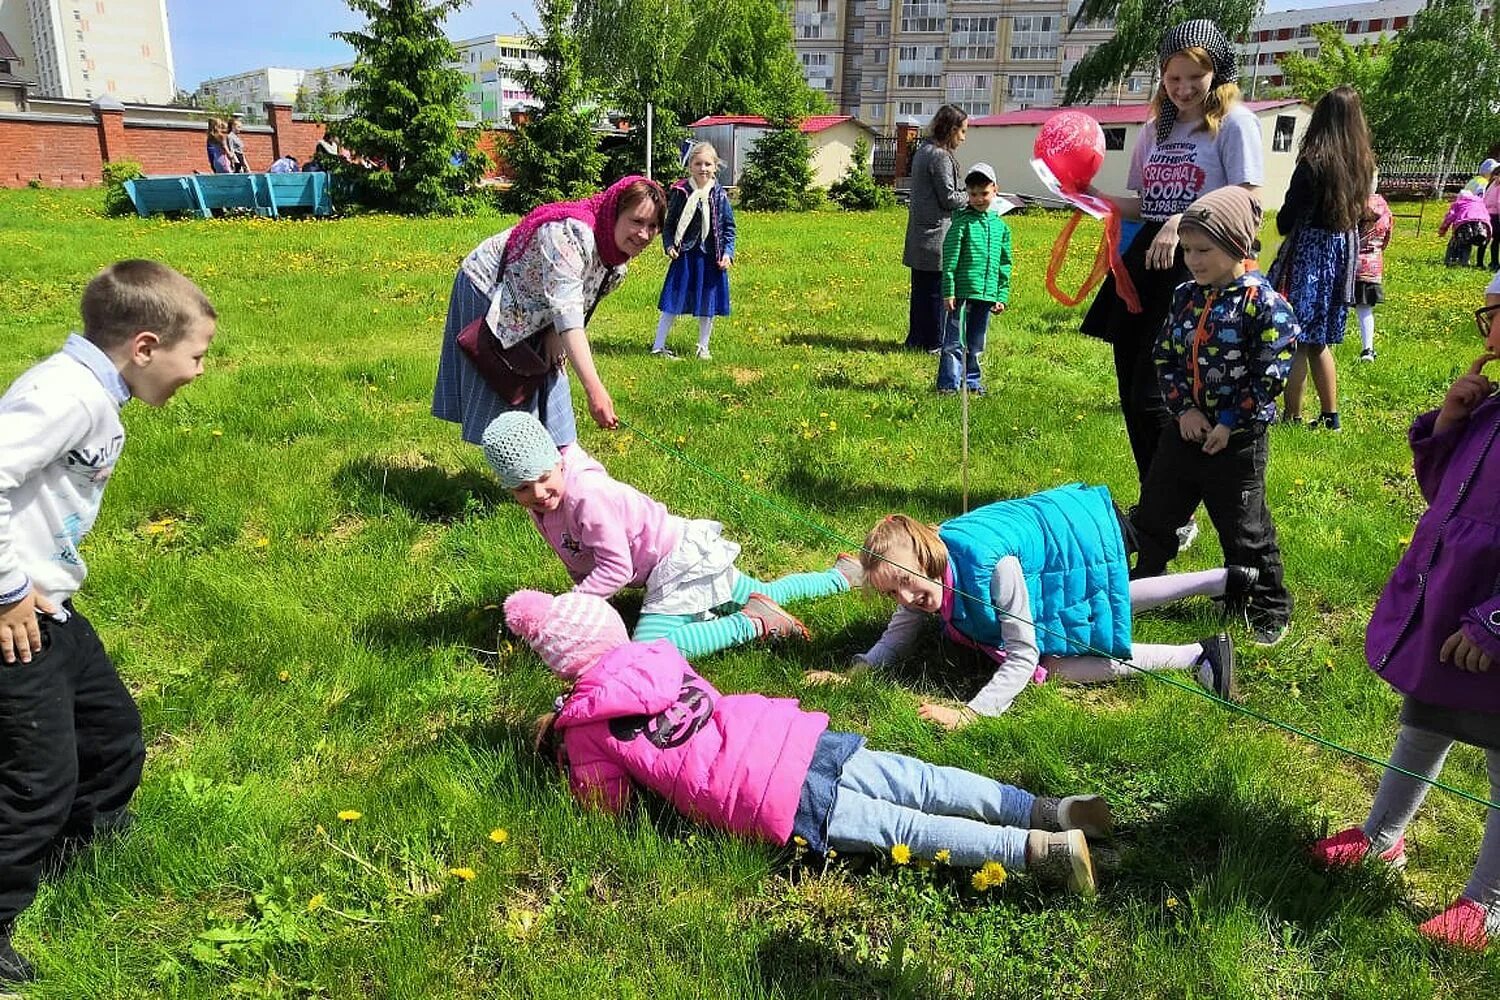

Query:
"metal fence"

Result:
[[872, 134, 897, 183], [1377, 149, 1490, 197]]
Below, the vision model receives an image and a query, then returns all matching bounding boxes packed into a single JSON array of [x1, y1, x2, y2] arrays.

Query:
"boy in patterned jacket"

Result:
[[1129, 186, 1298, 647]]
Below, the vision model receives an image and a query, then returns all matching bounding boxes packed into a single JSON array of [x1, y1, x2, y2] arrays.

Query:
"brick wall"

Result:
[[0, 99, 326, 188]]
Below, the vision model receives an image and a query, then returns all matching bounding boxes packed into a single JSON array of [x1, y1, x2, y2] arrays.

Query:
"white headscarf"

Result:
[[674, 176, 714, 248]]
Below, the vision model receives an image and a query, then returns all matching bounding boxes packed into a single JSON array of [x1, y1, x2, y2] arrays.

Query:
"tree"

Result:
[[828, 137, 894, 211], [327, 0, 484, 214], [737, 115, 817, 211], [293, 84, 312, 114], [314, 72, 344, 116], [700, 0, 826, 120], [1369, 0, 1500, 192], [1275, 22, 1393, 106], [502, 0, 605, 213], [1064, 1, 1262, 105]]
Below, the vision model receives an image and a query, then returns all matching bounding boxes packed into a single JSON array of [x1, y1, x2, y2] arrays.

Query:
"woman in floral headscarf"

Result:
[[1082, 19, 1265, 506], [433, 176, 668, 447]]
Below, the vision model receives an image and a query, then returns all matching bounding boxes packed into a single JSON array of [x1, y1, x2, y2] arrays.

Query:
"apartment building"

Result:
[[0, 0, 173, 102], [1238, 1, 1429, 95], [195, 67, 309, 118], [305, 34, 541, 125], [792, 0, 1153, 130]]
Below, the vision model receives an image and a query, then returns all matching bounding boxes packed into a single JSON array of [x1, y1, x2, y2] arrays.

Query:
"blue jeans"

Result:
[[824, 748, 1032, 869], [937, 300, 992, 391]]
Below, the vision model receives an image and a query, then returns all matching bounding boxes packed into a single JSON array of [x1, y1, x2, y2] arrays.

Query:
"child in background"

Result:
[[509, 588, 1110, 893], [1132, 186, 1297, 646], [806, 484, 1252, 729], [1484, 163, 1500, 272], [651, 142, 736, 360], [1354, 188, 1392, 362], [937, 162, 1012, 395], [1309, 274, 1500, 950], [1439, 189, 1492, 269], [0, 261, 216, 987], [482, 412, 855, 657]]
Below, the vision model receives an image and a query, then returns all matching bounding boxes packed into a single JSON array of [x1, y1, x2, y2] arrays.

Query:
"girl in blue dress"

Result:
[[651, 143, 736, 360]]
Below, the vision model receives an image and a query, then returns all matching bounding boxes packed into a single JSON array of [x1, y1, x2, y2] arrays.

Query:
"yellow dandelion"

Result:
[[255, 536, 270, 549], [826, 849, 837, 859], [488, 828, 509, 844], [337, 809, 362, 822], [971, 869, 991, 891], [449, 867, 477, 881], [1166, 896, 1179, 909], [793, 835, 808, 847], [277, 670, 290, 683], [934, 849, 951, 864], [1293, 478, 1306, 486], [890, 843, 911, 865], [211, 429, 223, 437], [308, 893, 325, 912], [828, 421, 837, 431], [979, 860, 1007, 889], [315, 823, 326, 836], [1398, 536, 1411, 546]]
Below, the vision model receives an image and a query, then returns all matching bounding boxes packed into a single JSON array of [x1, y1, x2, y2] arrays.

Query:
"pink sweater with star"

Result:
[[532, 445, 685, 597]]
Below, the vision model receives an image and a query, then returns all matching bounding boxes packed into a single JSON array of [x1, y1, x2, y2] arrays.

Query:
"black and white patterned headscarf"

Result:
[[1155, 19, 1239, 144]]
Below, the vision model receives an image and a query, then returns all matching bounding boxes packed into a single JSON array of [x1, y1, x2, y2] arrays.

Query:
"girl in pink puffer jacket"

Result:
[[504, 589, 1113, 893]]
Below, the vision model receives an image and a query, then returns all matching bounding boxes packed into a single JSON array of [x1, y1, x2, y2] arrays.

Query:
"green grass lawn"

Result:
[[2, 187, 1497, 998]]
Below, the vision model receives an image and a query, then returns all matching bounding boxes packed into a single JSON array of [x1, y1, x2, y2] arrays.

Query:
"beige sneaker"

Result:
[[1026, 829, 1097, 895], [741, 593, 811, 642], [1031, 795, 1113, 839]]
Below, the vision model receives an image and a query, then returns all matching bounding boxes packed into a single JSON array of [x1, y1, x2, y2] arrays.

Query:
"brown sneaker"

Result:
[[1025, 829, 1097, 895], [741, 593, 811, 642], [833, 553, 865, 589]]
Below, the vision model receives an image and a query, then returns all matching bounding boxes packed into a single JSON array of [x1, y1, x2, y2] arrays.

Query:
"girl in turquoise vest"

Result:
[[807, 484, 1253, 729]]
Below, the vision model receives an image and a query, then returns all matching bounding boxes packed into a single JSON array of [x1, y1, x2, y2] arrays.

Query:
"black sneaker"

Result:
[[1197, 633, 1238, 700], [1250, 618, 1290, 647], [0, 931, 35, 987], [1216, 565, 1259, 626]]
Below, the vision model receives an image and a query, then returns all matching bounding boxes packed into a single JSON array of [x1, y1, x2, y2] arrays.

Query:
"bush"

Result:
[[738, 119, 818, 211], [828, 138, 894, 211], [102, 160, 143, 216]]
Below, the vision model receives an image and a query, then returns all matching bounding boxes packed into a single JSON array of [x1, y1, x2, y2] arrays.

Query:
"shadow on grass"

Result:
[[335, 456, 505, 522], [753, 933, 933, 1000], [782, 331, 915, 355], [776, 466, 974, 521]]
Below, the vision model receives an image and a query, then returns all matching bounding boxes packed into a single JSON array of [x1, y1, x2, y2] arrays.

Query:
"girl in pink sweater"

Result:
[[483, 412, 857, 657], [506, 588, 1110, 892]]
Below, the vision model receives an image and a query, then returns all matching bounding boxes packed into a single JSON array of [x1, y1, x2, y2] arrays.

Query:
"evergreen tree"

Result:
[[737, 115, 817, 211], [314, 72, 344, 116], [328, 0, 484, 214], [1063, 1, 1261, 105], [293, 84, 312, 114], [503, 0, 605, 213], [828, 137, 894, 211]]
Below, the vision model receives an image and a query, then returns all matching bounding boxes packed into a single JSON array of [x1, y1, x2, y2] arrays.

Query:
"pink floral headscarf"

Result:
[[503, 175, 663, 269]]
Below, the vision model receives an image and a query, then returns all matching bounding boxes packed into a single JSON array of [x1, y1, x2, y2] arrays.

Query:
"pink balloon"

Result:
[[1034, 111, 1106, 193]]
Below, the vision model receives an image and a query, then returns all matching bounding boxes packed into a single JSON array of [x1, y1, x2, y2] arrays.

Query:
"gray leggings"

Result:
[[1364, 725, 1500, 924]]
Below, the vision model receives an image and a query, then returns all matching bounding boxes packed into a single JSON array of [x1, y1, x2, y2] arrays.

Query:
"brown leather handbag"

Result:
[[455, 316, 552, 406]]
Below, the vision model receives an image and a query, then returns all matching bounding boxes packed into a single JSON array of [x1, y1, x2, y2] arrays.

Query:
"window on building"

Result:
[[1392, 16, 1409, 30], [1103, 126, 1126, 150], [73, 9, 81, 20], [1006, 73, 1054, 107], [1010, 15, 1058, 61], [1297, 24, 1311, 37], [1272, 114, 1297, 153], [1127, 77, 1144, 93], [1368, 18, 1384, 32], [900, 0, 946, 34], [950, 16, 997, 61], [898, 100, 929, 118]]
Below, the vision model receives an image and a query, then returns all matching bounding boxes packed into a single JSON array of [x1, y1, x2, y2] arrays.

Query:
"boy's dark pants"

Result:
[[1130, 424, 1293, 626], [0, 607, 144, 927]]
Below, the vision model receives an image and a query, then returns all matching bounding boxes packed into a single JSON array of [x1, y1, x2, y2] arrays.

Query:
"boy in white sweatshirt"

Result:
[[0, 260, 216, 986]]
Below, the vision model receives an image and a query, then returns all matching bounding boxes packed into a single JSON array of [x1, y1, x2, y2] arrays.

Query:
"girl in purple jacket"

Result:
[[483, 412, 855, 657], [1310, 282, 1500, 949], [506, 588, 1109, 893]]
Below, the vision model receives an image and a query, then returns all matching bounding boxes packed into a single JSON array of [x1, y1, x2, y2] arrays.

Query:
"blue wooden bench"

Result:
[[125, 172, 333, 219]]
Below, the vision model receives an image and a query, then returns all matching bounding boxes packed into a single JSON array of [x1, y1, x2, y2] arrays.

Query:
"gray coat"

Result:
[[902, 141, 966, 271]]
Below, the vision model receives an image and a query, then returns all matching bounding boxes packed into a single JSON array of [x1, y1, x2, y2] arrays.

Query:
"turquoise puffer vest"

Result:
[[939, 484, 1132, 658]]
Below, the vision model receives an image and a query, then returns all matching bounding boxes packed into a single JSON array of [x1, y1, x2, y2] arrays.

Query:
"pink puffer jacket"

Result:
[[552, 639, 827, 844]]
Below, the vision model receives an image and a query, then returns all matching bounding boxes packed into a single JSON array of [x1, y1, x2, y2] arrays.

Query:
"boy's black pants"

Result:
[[1130, 424, 1293, 626], [0, 607, 143, 926]]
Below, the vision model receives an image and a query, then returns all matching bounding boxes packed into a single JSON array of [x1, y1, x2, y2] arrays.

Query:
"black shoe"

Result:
[[1218, 565, 1259, 626], [1198, 633, 1238, 700], [0, 931, 35, 986], [1250, 618, 1290, 647]]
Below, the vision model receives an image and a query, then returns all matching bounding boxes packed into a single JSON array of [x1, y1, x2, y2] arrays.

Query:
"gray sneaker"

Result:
[[741, 593, 811, 642], [1031, 794, 1113, 838], [833, 553, 865, 589], [650, 347, 680, 360], [1025, 829, 1097, 895], [1175, 517, 1200, 553]]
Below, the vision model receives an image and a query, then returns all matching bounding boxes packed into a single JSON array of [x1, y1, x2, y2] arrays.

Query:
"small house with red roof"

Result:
[[961, 100, 1311, 211], [687, 114, 878, 189]]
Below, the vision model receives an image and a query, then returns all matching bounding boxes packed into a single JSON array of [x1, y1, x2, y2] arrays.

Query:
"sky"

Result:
[[167, 0, 1315, 93]]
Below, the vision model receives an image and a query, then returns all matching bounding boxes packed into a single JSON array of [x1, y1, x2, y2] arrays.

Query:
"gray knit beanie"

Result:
[[1178, 186, 1263, 263], [482, 412, 562, 488]]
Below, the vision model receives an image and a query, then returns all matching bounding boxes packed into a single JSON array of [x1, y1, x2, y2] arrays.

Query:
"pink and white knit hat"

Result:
[[503, 589, 629, 680]]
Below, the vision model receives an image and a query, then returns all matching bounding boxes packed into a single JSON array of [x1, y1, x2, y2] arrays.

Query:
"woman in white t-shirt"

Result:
[[1082, 19, 1265, 501]]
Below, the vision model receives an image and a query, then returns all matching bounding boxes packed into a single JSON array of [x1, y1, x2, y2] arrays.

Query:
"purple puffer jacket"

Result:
[[1366, 396, 1500, 713], [552, 639, 826, 844]]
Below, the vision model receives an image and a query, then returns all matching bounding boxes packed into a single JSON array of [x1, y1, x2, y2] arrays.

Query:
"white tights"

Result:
[[653, 312, 714, 352], [1355, 305, 1376, 353]]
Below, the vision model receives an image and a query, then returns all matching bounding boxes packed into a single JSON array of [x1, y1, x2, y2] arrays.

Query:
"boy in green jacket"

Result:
[[938, 162, 1013, 395]]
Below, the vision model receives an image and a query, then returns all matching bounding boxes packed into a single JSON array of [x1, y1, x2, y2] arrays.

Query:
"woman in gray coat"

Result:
[[903, 104, 969, 351]]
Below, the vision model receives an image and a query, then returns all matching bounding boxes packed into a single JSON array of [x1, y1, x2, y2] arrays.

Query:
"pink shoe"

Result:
[[741, 593, 811, 642], [1418, 897, 1490, 950], [1309, 827, 1407, 869]]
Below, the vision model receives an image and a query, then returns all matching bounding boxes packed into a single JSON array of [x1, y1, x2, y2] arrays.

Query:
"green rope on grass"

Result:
[[614, 414, 1500, 813]]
